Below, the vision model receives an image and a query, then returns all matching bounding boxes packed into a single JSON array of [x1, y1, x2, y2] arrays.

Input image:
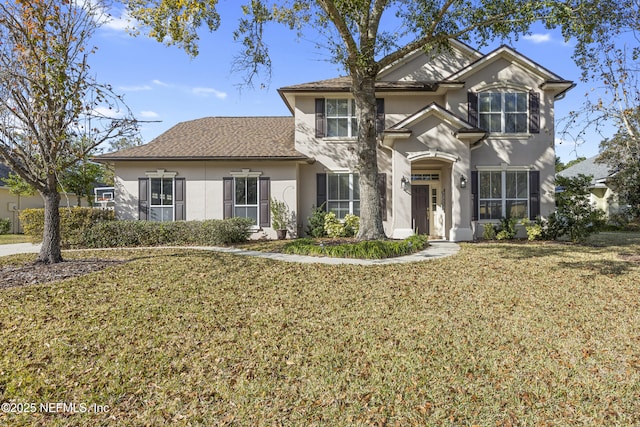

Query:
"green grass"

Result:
[[1, 232, 640, 425], [0, 234, 30, 245]]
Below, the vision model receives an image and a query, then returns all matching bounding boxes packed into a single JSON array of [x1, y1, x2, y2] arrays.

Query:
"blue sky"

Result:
[[93, 4, 607, 163]]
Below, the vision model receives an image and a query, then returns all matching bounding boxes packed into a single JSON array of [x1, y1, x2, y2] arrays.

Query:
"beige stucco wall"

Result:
[[114, 160, 300, 239]]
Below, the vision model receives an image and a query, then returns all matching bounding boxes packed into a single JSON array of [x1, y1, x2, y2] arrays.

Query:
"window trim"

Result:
[[144, 170, 178, 222], [326, 172, 360, 219], [478, 91, 529, 134], [325, 98, 358, 138], [224, 170, 269, 229], [477, 168, 531, 221]]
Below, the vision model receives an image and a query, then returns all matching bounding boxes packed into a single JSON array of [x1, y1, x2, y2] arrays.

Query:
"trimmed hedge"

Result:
[[80, 218, 254, 248], [20, 207, 115, 248], [19, 208, 254, 248]]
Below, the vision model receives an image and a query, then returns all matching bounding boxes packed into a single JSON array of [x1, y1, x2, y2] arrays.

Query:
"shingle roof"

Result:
[[279, 76, 441, 92], [557, 155, 613, 187], [97, 117, 307, 161]]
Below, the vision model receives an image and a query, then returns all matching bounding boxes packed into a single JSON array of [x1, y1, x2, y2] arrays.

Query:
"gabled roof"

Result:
[[557, 155, 614, 187], [97, 117, 308, 161], [382, 103, 486, 147], [445, 45, 574, 97]]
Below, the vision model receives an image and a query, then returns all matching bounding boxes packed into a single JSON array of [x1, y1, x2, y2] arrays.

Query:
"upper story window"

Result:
[[468, 90, 539, 135], [479, 92, 527, 133], [326, 99, 357, 137]]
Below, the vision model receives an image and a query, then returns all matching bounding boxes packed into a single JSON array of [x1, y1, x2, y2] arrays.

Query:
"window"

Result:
[[149, 177, 173, 221], [234, 176, 258, 225], [327, 173, 359, 219], [479, 92, 528, 133], [223, 173, 269, 228], [326, 99, 357, 137], [479, 170, 529, 219]]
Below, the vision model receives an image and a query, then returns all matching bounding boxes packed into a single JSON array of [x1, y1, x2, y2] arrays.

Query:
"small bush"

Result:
[[282, 235, 428, 259], [0, 218, 10, 235], [496, 217, 518, 240], [324, 212, 360, 238], [521, 218, 543, 241], [482, 223, 496, 240], [306, 205, 327, 238]]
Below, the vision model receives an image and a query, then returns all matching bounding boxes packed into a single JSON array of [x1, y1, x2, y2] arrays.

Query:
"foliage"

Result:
[[482, 222, 496, 240], [270, 198, 291, 230], [521, 217, 544, 241], [0, 218, 10, 235], [282, 234, 428, 259], [541, 175, 606, 242], [80, 217, 254, 248], [1, 173, 36, 196], [555, 156, 586, 173], [2, 233, 640, 425], [306, 205, 327, 238], [496, 217, 518, 240], [20, 208, 115, 248], [0, 0, 138, 263], [323, 212, 359, 238]]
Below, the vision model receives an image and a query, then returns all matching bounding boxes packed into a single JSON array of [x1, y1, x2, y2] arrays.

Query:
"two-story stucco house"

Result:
[[97, 40, 573, 241]]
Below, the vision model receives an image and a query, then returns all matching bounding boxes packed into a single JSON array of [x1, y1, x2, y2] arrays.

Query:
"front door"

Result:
[[411, 185, 430, 235]]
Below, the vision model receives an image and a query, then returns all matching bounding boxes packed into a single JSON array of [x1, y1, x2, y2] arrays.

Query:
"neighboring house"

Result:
[[557, 155, 619, 218], [97, 41, 573, 241]]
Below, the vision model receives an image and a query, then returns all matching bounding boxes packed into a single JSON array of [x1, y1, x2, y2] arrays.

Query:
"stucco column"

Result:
[[449, 151, 474, 241], [391, 150, 414, 239]]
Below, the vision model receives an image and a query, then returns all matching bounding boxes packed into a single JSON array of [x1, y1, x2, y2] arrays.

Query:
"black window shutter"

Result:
[[315, 98, 326, 138], [529, 170, 540, 219], [316, 173, 327, 210], [138, 178, 148, 220], [223, 177, 233, 219], [174, 178, 185, 221], [378, 173, 387, 221], [529, 90, 540, 134], [375, 98, 385, 135], [471, 171, 478, 221], [468, 91, 478, 127], [259, 177, 270, 228]]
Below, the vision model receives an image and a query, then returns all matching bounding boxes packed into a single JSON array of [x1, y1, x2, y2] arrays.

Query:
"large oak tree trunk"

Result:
[[38, 188, 63, 264], [352, 72, 386, 240]]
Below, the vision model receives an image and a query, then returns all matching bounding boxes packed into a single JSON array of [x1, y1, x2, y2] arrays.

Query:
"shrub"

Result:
[[323, 212, 360, 238], [306, 205, 327, 238], [20, 207, 115, 248], [482, 223, 496, 240], [79, 218, 254, 248], [282, 235, 428, 259], [496, 217, 518, 240], [343, 214, 360, 237], [0, 218, 10, 235], [521, 218, 543, 241], [541, 175, 606, 242]]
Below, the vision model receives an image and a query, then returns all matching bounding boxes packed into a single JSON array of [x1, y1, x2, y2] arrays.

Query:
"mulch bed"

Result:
[[0, 259, 125, 289]]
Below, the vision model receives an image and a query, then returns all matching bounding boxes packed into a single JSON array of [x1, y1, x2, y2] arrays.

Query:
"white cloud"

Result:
[[524, 33, 551, 44], [139, 110, 160, 119], [192, 87, 228, 99], [153, 79, 171, 87], [119, 84, 152, 92]]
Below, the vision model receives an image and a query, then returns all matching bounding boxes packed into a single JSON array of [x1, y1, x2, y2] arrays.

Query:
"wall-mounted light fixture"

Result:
[[460, 174, 467, 189], [401, 176, 409, 191]]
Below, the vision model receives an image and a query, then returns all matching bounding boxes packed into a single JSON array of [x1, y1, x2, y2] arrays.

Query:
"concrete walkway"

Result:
[[0, 241, 460, 265]]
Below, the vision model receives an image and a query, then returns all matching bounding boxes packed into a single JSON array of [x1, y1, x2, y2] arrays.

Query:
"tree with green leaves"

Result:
[[125, 0, 620, 239], [0, 0, 138, 263]]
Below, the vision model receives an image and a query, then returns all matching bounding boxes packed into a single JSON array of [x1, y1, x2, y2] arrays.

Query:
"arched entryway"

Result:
[[407, 151, 457, 239]]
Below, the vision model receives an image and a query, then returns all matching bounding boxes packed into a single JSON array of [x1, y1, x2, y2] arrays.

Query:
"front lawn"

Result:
[[0, 234, 30, 245], [1, 233, 639, 425]]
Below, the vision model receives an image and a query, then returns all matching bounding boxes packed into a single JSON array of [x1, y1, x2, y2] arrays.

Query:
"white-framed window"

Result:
[[327, 173, 359, 219], [326, 98, 358, 137], [149, 177, 174, 222], [479, 92, 528, 133], [479, 170, 529, 219], [234, 176, 259, 225]]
